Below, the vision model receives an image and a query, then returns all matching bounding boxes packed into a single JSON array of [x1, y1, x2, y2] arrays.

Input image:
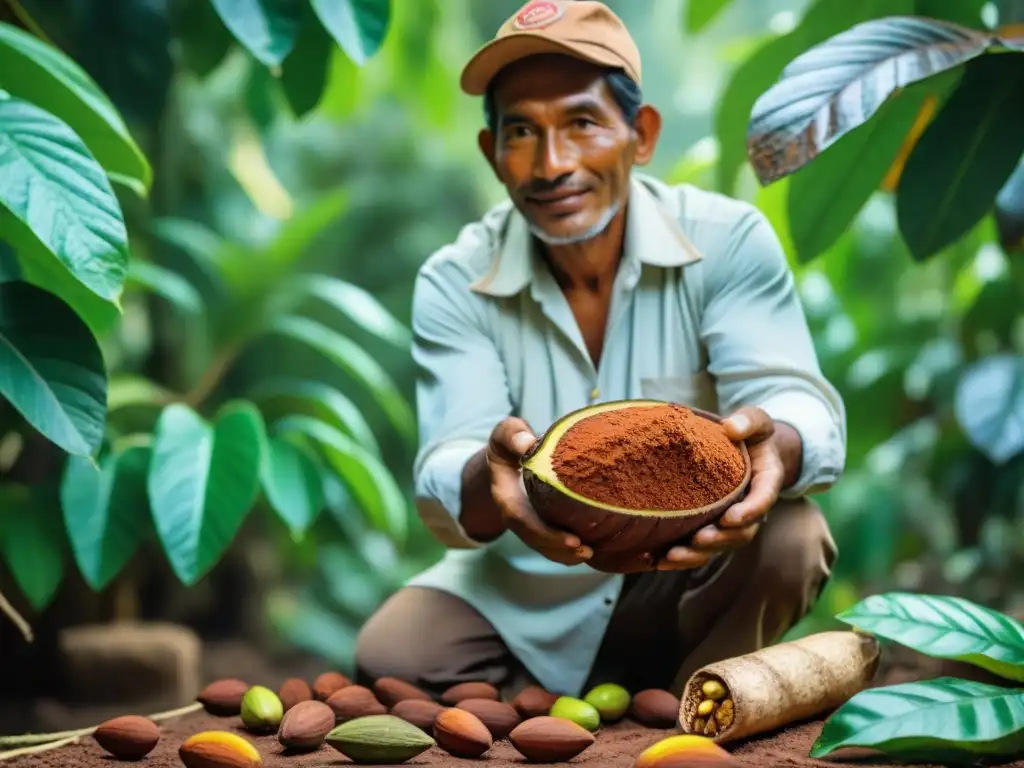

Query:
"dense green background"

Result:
[[0, 0, 1022, 708]]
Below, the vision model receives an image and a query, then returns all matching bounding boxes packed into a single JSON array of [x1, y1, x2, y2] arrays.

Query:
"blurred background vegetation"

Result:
[[0, 0, 1022, 727]]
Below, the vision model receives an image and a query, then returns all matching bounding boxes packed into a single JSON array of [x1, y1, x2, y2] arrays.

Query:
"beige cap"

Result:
[[460, 1, 642, 96]]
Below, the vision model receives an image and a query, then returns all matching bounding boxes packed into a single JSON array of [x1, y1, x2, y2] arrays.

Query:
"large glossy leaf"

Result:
[[684, 0, 733, 33], [271, 274, 411, 348], [0, 96, 129, 304], [953, 354, 1024, 465], [0, 485, 64, 611], [210, 0, 302, 67], [995, 159, 1024, 253], [837, 592, 1024, 682], [747, 17, 1015, 186], [281, 6, 333, 117], [714, 0, 915, 194], [127, 260, 204, 316], [0, 22, 150, 194], [311, 0, 390, 66], [268, 315, 414, 443], [107, 375, 172, 413], [60, 445, 151, 590], [0, 280, 106, 456], [786, 80, 948, 263], [273, 415, 407, 543], [810, 677, 1024, 761], [248, 377, 381, 456], [261, 436, 324, 539], [148, 401, 266, 585], [896, 55, 1024, 261]]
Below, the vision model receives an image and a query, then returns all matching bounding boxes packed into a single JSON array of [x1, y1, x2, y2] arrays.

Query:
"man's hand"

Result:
[[487, 417, 593, 566], [654, 406, 795, 571]]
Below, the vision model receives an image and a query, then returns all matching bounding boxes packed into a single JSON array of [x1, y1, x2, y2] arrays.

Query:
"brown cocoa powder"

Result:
[[551, 404, 745, 510]]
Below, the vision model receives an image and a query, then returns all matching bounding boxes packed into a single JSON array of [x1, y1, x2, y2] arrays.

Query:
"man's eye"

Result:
[[572, 117, 597, 129]]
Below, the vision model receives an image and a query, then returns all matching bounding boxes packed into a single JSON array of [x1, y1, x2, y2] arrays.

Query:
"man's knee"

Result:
[[759, 498, 837, 604]]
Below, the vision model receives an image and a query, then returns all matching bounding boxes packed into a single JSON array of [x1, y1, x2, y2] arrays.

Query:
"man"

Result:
[[356, 0, 844, 702]]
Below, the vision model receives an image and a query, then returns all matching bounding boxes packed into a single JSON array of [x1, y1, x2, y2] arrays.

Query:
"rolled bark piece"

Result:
[[679, 630, 881, 744]]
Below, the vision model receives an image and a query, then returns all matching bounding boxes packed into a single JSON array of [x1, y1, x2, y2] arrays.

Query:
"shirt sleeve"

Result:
[[700, 206, 846, 498], [409, 255, 513, 548]]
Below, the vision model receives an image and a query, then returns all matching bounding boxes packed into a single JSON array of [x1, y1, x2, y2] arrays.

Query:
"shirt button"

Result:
[[590, 387, 600, 400]]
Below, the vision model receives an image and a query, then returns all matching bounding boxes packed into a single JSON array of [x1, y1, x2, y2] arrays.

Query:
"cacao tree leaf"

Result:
[[267, 315, 414, 444], [210, 0, 302, 67], [248, 377, 381, 456], [714, 0, 916, 194], [953, 354, 1024, 465], [995, 159, 1024, 253], [810, 677, 1024, 761], [169, 0, 234, 78], [786, 78, 950, 263], [60, 445, 151, 591], [310, 0, 390, 66], [0, 211, 121, 337], [273, 415, 407, 543], [0, 280, 106, 456], [281, 6, 333, 117], [685, 0, 734, 33], [148, 401, 266, 585], [107, 374, 172, 413], [127, 260, 204, 316], [0, 96, 129, 304], [261, 435, 324, 539], [270, 274, 411, 348], [0, 488, 64, 612], [747, 17, 1011, 186], [0, 21, 150, 194], [896, 55, 1024, 261], [837, 591, 1024, 682]]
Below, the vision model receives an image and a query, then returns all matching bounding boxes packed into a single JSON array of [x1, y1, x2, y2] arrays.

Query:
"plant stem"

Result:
[[0, 702, 202, 754], [184, 346, 240, 409], [3, 0, 55, 46], [0, 587, 32, 643]]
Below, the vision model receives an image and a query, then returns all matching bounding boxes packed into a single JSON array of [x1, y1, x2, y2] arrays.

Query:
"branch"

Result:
[[0, 702, 203, 756], [0, 587, 32, 643], [183, 346, 241, 410]]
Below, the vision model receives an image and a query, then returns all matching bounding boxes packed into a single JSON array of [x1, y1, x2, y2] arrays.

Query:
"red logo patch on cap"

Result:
[[513, 1, 564, 30]]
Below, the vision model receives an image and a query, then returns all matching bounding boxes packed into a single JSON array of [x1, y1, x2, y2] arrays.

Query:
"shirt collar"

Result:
[[469, 173, 704, 297]]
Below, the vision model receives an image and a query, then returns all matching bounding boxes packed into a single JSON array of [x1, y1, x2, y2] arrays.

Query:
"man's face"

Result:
[[481, 55, 640, 246]]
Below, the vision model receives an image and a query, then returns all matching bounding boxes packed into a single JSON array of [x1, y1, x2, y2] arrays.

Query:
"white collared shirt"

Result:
[[405, 173, 846, 697]]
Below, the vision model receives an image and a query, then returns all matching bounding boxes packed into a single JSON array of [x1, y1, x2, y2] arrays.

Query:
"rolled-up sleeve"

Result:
[[700, 206, 846, 497], [410, 254, 512, 548]]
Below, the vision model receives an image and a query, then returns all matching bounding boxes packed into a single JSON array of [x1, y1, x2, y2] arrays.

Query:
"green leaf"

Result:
[[995, 159, 1024, 253], [810, 677, 1024, 761], [210, 0, 302, 67], [148, 401, 266, 585], [127, 260, 204, 316], [0, 280, 106, 456], [271, 274, 410, 348], [786, 74, 957, 263], [169, 0, 234, 78], [261, 436, 324, 539], [0, 484, 64, 611], [0, 22, 150, 194], [107, 375, 171, 413], [685, 0, 733, 33], [953, 354, 1024, 465], [896, 55, 1024, 261], [274, 415, 407, 543], [268, 315, 414, 443], [60, 445, 151, 590], [311, 0, 390, 66], [248, 377, 381, 456], [748, 17, 999, 186], [0, 96, 129, 304], [1, 211, 121, 337], [837, 591, 1024, 682], [915, 0, 988, 27], [714, 0, 915, 194], [281, 6, 333, 117]]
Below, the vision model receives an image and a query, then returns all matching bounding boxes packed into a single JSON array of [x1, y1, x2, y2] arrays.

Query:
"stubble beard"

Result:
[[526, 198, 622, 246]]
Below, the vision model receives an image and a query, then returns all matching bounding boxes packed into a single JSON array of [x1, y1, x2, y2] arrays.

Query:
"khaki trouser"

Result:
[[355, 499, 837, 698]]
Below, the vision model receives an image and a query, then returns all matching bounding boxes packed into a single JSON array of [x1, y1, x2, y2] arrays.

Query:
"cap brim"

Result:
[[460, 35, 627, 95]]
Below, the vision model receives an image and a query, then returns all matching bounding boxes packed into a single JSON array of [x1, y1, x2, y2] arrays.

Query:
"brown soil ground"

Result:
[[7, 699, 1024, 768]]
